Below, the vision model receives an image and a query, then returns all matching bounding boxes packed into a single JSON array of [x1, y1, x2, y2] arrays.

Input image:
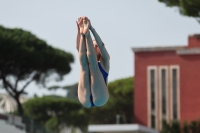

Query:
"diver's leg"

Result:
[[78, 35, 92, 108], [84, 31, 109, 107]]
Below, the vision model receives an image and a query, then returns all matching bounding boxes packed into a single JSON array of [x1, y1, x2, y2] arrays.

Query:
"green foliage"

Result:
[[171, 120, 181, 133], [158, 0, 200, 22], [161, 119, 170, 133], [85, 77, 134, 124], [182, 122, 189, 133], [159, 0, 179, 7], [108, 77, 133, 106], [161, 119, 180, 133], [0, 25, 74, 82], [161, 119, 200, 133], [0, 25, 74, 115], [23, 96, 88, 132], [189, 120, 200, 133], [48, 76, 134, 124], [45, 117, 59, 133]]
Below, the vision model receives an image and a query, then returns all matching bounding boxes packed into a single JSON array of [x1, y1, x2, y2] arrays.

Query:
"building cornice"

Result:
[[132, 46, 186, 53], [132, 45, 200, 55], [176, 48, 200, 55]]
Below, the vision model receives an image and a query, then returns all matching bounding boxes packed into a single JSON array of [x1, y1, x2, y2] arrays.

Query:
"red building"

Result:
[[132, 34, 200, 130]]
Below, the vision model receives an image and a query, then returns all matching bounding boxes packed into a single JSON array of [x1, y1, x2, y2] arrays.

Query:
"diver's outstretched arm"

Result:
[[76, 17, 82, 51], [77, 17, 92, 108], [88, 20, 110, 61]]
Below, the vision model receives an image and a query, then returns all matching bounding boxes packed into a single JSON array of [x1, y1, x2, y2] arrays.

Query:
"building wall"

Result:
[[134, 49, 200, 129], [179, 54, 200, 122], [0, 93, 29, 114]]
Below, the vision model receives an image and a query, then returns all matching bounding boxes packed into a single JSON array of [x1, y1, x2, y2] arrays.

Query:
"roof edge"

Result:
[[132, 46, 186, 53]]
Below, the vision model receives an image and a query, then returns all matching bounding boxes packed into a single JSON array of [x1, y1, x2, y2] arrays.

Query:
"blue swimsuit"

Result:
[[90, 62, 108, 107], [97, 62, 108, 84]]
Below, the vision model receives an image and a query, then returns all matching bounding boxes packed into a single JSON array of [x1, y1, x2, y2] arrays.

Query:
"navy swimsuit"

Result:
[[97, 62, 108, 84], [90, 62, 108, 107]]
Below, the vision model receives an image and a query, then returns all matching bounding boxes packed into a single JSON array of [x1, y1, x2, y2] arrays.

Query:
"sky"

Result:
[[0, 0, 200, 97]]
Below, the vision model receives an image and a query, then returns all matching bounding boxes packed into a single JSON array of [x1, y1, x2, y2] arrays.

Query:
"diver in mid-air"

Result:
[[76, 16, 110, 108]]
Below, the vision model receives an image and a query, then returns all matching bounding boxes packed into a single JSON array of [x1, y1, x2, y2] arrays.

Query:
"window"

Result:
[[172, 69, 177, 119], [150, 70, 155, 111], [151, 114, 155, 128], [148, 65, 179, 130], [149, 68, 156, 128], [161, 69, 166, 116]]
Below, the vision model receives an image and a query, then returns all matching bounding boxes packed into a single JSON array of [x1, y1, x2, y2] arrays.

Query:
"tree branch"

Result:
[[19, 77, 34, 94], [14, 77, 20, 91], [2, 76, 15, 92], [3, 86, 14, 98]]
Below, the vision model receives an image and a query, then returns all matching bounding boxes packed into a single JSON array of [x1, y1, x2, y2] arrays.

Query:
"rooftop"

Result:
[[132, 46, 186, 53], [132, 34, 200, 54]]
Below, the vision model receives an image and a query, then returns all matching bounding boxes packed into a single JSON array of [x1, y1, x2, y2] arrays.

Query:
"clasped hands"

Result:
[[76, 16, 93, 36]]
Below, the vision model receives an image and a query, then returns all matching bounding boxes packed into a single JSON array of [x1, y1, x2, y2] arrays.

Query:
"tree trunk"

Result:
[[14, 95, 24, 116]]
